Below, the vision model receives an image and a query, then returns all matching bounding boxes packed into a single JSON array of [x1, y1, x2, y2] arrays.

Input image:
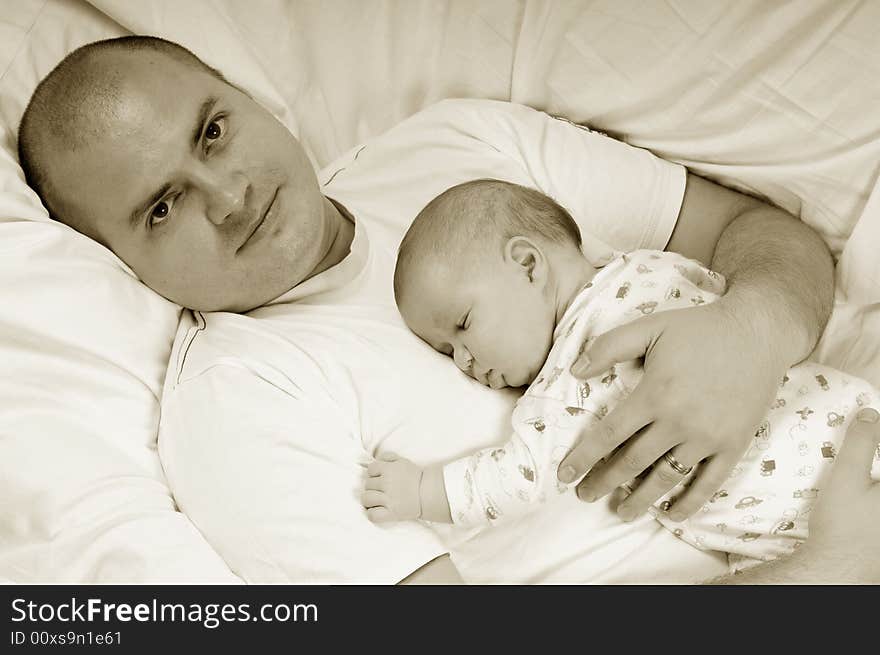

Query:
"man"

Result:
[[18, 36, 880, 583]]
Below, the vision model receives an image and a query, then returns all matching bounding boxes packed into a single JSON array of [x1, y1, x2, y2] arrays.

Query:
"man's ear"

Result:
[[504, 236, 546, 284]]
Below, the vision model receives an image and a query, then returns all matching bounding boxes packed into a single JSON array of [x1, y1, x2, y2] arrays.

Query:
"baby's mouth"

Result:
[[486, 369, 507, 390]]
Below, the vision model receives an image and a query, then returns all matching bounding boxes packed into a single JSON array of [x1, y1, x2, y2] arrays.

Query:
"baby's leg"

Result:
[[651, 361, 880, 571]]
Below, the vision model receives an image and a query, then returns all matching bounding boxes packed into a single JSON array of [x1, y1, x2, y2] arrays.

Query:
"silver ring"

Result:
[[662, 451, 693, 476]]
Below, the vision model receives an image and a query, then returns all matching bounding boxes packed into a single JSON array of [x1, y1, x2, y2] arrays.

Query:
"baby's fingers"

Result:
[[361, 490, 386, 509], [364, 475, 385, 492], [367, 459, 390, 476], [366, 507, 397, 523]]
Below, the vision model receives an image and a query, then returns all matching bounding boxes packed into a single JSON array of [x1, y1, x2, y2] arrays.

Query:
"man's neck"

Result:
[[307, 196, 356, 280]]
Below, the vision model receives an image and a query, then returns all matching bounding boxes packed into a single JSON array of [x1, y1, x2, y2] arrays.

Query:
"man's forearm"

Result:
[[710, 203, 834, 367], [707, 546, 873, 585], [709, 553, 812, 584], [398, 554, 463, 584]]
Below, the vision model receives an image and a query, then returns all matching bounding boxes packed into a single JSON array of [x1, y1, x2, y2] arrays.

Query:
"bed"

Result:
[[1, 0, 877, 583]]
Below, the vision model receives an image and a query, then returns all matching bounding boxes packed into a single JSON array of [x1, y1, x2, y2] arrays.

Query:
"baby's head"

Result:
[[394, 179, 586, 389]]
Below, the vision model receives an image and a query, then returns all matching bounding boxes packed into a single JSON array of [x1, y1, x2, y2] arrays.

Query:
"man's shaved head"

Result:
[[14, 34, 339, 312], [17, 36, 226, 235]]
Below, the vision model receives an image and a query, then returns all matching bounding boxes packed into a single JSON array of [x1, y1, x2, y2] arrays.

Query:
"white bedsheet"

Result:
[[0, 0, 876, 583]]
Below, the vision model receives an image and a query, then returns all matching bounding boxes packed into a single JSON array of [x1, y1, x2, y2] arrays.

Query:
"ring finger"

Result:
[[616, 446, 700, 521], [576, 423, 676, 501]]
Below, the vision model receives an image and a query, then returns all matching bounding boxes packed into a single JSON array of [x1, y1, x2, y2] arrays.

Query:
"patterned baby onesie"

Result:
[[441, 250, 880, 568]]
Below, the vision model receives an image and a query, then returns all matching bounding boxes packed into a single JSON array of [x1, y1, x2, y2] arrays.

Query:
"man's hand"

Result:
[[361, 453, 423, 523], [557, 299, 789, 522], [710, 407, 880, 584], [558, 172, 835, 522], [798, 407, 880, 578]]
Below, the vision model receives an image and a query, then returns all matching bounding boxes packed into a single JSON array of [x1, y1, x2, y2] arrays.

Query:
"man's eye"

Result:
[[150, 200, 171, 226], [204, 117, 226, 143]]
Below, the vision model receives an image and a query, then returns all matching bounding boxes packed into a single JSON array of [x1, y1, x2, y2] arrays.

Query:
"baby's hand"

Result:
[[361, 453, 423, 523]]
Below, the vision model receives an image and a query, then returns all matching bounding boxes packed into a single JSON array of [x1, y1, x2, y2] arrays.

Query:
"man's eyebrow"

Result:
[[192, 96, 219, 148], [127, 96, 219, 229]]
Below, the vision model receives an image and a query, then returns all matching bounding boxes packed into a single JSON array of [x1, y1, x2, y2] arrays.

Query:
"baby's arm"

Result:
[[361, 429, 560, 526], [362, 381, 631, 527], [440, 415, 575, 527]]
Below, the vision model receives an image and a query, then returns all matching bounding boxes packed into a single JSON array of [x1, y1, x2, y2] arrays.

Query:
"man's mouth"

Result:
[[238, 187, 278, 252]]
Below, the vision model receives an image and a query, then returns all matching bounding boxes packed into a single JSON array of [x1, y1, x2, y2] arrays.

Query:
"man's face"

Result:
[[46, 51, 330, 311], [398, 255, 556, 390]]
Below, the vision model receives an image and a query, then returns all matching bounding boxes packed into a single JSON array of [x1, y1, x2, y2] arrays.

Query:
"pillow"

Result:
[[0, 0, 239, 582], [90, 0, 520, 169]]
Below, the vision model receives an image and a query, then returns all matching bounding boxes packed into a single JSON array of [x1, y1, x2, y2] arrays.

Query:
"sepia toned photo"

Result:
[[1, 0, 878, 599]]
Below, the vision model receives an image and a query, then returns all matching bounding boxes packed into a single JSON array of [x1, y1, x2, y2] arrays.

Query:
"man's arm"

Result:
[[668, 173, 833, 367], [710, 408, 880, 584], [398, 554, 464, 584], [559, 172, 835, 521]]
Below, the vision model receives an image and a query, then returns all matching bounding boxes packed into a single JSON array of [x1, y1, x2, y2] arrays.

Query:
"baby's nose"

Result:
[[452, 346, 474, 373]]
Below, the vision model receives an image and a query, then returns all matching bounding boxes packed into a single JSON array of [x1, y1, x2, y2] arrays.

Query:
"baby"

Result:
[[361, 178, 880, 567]]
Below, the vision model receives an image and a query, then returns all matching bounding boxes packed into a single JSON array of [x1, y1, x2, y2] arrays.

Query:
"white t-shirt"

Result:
[[159, 99, 726, 583]]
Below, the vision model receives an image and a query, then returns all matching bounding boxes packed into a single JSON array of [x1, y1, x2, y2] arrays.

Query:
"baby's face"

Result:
[[398, 258, 557, 389]]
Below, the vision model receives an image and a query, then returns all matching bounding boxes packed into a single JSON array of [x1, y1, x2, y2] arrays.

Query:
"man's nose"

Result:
[[452, 344, 474, 374], [201, 170, 249, 226]]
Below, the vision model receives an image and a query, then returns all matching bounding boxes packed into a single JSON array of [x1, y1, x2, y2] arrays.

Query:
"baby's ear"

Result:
[[505, 236, 544, 282]]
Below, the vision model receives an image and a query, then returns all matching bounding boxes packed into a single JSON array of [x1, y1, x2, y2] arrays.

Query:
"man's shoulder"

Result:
[[163, 310, 258, 393], [415, 97, 521, 117], [382, 98, 549, 139], [162, 308, 331, 397], [412, 98, 605, 136]]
